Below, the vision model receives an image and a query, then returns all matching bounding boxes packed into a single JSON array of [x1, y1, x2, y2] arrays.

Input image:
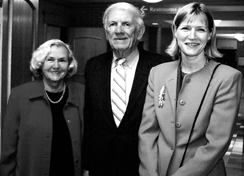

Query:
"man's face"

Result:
[[105, 9, 142, 53]]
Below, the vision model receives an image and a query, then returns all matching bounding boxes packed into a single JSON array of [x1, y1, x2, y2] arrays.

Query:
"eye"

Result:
[[197, 28, 207, 32], [59, 58, 68, 62], [124, 22, 131, 27], [46, 57, 54, 62], [180, 26, 190, 31], [109, 22, 117, 27]]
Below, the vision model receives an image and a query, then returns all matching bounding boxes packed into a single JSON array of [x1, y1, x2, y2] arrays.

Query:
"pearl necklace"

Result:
[[45, 84, 66, 104]]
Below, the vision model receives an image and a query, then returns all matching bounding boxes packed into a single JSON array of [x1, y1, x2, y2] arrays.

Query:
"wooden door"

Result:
[[11, 0, 38, 88], [72, 36, 105, 84], [1, 0, 38, 122], [69, 28, 107, 84]]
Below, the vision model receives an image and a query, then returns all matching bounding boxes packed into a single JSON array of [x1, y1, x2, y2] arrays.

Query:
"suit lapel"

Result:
[[96, 51, 149, 129], [96, 52, 118, 129], [121, 51, 149, 124]]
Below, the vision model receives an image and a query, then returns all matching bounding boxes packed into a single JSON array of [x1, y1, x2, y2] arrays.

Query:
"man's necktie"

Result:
[[112, 58, 126, 127]]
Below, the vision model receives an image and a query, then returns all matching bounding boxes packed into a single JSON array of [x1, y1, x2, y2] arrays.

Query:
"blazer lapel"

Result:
[[96, 53, 118, 129], [165, 66, 178, 119], [121, 52, 150, 123]]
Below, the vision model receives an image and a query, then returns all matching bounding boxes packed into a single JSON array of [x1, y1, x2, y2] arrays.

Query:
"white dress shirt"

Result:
[[111, 49, 139, 108]]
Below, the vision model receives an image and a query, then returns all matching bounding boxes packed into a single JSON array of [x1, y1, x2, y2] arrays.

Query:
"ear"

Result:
[[104, 25, 110, 40], [104, 30, 109, 41], [137, 26, 145, 40], [173, 27, 177, 39], [69, 64, 74, 69], [208, 32, 212, 41]]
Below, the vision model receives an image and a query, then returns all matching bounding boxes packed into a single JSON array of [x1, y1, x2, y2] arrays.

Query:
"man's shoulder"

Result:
[[89, 51, 112, 62], [85, 51, 112, 68], [139, 49, 172, 65], [85, 51, 113, 75]]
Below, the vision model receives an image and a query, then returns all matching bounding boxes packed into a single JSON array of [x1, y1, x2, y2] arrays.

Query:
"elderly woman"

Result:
[[139, 2, 243, 176], [0, 39, 84, 176]]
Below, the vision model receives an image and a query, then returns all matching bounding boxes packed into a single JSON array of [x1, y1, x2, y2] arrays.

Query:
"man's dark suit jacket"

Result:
[[83, 48, 171, 176]]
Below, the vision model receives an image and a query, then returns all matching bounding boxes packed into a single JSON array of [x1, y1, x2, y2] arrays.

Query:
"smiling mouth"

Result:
[[186, 43, 199, 46], [50, 72, 61, 74], [114, 38, 127, 40]]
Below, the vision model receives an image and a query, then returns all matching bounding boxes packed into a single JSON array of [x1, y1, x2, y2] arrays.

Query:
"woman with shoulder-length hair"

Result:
[[139, 2, 243, 176], [0, 39, 85, 176]]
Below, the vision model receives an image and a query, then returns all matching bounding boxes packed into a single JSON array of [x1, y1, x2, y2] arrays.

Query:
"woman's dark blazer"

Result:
[[82, 48, 171, 176], [0, 79, 85, 176]]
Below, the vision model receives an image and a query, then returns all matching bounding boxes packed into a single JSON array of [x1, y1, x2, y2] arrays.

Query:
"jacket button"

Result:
[[75, 159, 79, 164], [67, 120, 71, 123], [176, 122, 181, 128], [179, 99, 186, 106], [73, 140, 77, 144]]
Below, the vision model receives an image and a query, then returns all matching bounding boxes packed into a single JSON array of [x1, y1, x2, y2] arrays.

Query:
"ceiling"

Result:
[[55, 0, 244, 40], [60, 0, 244, 5]]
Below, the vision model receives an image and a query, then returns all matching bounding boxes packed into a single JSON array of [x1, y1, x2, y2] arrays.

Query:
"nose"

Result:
[[53, 60, 60, 68], [115, 24, 124, 33], [189, 28, 196, 39]]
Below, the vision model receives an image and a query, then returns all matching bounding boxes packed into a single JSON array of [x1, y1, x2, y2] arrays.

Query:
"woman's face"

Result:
[[42, 45, 69, 85], [175, 15, 212, 59]]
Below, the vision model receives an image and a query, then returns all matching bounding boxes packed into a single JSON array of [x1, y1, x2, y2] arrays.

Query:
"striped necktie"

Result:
[[111, 58, 126, 127]]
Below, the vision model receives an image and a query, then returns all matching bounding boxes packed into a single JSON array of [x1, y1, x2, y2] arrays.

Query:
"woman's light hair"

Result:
[[102, 2, 145, 35], [166, 2, 223, 59], [30, 39, 78, 78]]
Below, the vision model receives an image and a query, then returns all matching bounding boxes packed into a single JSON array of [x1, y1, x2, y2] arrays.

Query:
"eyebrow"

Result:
[[180, 24, 207, 27], [47, 56, 68, 59]]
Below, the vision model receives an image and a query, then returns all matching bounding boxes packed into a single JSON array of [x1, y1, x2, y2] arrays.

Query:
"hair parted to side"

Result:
[[166, 2, 223, 59], [102, 2, 145, 35], [30, 39, 78, 78]]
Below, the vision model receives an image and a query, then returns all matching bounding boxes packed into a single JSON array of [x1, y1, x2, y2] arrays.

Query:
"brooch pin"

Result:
[[158, 86, 166, 108]]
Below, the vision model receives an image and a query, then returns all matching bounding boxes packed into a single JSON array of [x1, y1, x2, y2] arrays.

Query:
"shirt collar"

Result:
[[112, 49, 139, 69]]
